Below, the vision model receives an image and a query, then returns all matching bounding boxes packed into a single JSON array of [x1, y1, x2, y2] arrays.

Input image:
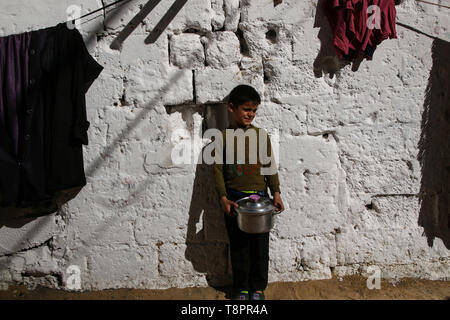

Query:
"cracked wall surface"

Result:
[[0, 0, 449, 290]]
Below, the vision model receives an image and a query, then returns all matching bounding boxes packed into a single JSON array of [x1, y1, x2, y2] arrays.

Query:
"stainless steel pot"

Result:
[[234, 194, 283, 234]]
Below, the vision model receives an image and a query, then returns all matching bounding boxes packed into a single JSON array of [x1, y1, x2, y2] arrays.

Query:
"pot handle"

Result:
[[273, 208, 283, 215]]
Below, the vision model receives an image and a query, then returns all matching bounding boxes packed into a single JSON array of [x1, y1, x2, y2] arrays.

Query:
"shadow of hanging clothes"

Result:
[[145, 0, 188, 44], [0, 186, 80, 228], [81, 0, 138, 51], [0, 207, 51, 229], [418, 38, 450, 249], [274, 0, 283, 6], [110, 0, 162, 50]]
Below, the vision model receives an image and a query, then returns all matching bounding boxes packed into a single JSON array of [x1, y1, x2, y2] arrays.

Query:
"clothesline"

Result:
[[71, 0, 132, 22], [415, 0, 450, 10], [70, 0, 450, 25]]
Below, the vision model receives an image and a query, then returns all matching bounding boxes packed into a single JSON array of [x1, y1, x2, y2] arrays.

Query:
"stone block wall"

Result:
[[0, 0, 449, 290]]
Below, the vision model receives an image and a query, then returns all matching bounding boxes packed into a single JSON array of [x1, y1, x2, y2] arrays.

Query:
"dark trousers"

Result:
[[224, 189, 269, 292]]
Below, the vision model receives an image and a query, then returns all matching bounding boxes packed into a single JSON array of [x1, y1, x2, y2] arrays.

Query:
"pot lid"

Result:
[[235, 195, 275, 215]]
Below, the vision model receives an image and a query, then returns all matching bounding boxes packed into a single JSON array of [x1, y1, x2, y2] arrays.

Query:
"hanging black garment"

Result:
[[0, 23, 103, 209]]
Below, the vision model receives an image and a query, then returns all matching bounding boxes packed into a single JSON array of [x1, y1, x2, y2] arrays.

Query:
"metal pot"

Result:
[[234, 194, 283, 234]]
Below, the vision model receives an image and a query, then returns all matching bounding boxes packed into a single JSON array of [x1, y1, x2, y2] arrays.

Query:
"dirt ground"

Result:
[[0, 275, 449, 300]]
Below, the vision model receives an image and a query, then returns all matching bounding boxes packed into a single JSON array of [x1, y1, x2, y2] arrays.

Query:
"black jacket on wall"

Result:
[[0, 23, 103, 209]]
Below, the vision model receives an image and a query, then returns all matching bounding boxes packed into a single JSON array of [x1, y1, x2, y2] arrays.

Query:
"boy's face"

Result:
[[228, 101, 259, 128]]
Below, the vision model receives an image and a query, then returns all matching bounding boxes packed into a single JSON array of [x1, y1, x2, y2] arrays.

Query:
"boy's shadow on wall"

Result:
[[184, 103, 233, 297], [418, 38, 450, 249]]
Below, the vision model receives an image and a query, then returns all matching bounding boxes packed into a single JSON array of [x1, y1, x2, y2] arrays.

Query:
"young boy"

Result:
[[213, 84, 284, 300]]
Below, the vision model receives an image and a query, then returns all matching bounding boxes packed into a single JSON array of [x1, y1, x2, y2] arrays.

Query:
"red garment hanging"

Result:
[[325, 0, 397, 61]]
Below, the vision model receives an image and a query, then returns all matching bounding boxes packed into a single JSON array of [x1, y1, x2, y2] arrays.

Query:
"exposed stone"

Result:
[[195, 65, 263, 104], [224, 0, 240, 31], [169, 33, 205, 69], [204, 31, 241, 68], [211, 0, 225, 31]]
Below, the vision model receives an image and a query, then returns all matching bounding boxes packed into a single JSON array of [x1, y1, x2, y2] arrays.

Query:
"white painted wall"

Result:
[[0, 0, 449, 290]]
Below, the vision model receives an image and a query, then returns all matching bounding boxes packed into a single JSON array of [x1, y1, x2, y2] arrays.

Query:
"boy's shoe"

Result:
[[233, 290, 250, 300], [250, 291, 265, 300]]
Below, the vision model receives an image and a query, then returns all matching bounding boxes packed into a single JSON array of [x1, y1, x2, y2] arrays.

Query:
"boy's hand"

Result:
[[220, 196, 239, 216], [273, 192, 284, 213]]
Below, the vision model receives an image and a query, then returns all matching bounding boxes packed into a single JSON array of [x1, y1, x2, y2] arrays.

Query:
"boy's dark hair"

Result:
[[227, 84, 261, 108]]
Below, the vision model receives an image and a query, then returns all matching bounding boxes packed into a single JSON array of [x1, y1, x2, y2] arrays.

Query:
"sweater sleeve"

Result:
[[262, 130, 281, 194], [214, 163, 227, 198]]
